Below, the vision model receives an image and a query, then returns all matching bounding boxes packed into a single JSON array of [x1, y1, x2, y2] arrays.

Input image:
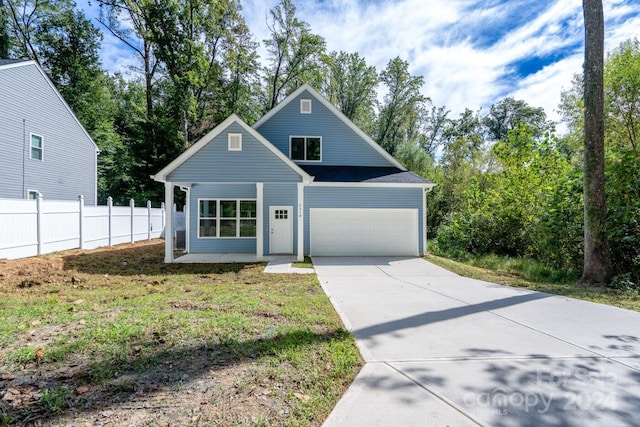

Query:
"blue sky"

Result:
[[82, 0, 640, 126]]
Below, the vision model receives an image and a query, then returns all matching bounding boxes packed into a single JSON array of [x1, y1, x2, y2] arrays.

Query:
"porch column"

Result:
[[185, 188, 190, 253], [256, 183, 264, 261], [297, 183, 304, 262], [164, 182, 174, 263]]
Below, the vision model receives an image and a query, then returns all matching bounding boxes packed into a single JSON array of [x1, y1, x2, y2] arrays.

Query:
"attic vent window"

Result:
[[228, 133, 242, 151], [300, 99, 312, 114]]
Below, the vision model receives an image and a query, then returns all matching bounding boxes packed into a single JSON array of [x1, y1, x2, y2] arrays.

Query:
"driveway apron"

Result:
[[315, 257, 640, 427]]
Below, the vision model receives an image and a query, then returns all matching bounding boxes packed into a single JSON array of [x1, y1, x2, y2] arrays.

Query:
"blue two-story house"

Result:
[[0, 59, 99, 204], [154, 84, 434, 261]]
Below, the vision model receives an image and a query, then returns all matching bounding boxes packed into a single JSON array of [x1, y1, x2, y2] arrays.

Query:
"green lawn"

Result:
[[426, 254, 640, 312], [0, 241, 361, 426]]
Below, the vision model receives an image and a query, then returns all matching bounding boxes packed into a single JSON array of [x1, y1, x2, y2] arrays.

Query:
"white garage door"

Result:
[[310, 208, 418, 256]]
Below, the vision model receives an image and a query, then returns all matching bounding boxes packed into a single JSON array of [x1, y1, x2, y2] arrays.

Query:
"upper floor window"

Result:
[[30, 134, 43, 161], [300, 99, 312, 114], [228, 133, 242, 151], [290, 136, 321, 161]]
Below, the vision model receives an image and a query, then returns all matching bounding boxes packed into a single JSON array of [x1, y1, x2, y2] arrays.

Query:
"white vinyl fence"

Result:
[[0, 196, 167, 260]]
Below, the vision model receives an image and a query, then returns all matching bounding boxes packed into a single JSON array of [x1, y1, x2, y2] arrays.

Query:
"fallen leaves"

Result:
[[75, 385, 90, 395], [1, 386, 42, 406], [293, 392, 311, 402], [35, 348, 45, 362], [1, 373, 15, 381]]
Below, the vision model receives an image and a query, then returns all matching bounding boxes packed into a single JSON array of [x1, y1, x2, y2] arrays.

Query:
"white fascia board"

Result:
[[308, 182, 436, 189], [164, 181, 306, 186], [0, 60, 36, 70], [153, 114, 313, 183], [252, 83, 406, 171]]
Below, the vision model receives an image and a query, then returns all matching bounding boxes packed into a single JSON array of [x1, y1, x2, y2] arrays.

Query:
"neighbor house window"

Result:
[[290, 136, 321, 161], [27, 190, 39, 200], [30, 134, 43, 160], [198, 199, 256, 238], [228, 133, 242, 151], [300, 99, 312, 114]]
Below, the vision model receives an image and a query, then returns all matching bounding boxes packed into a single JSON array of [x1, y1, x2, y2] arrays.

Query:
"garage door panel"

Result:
[[310, 208, 418, 256]]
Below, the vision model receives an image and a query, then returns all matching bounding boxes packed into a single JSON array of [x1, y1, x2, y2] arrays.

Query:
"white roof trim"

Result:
[[0, 60, 100, 153], [153, 114, 313, 183], [308, 182, 435, 189], [252, 83, 406, 171], [0, 60, 34, 70]]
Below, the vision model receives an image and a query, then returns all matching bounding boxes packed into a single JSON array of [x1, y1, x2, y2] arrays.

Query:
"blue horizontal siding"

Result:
[[188, 183, 257, 253], [256, 90, 394, 167], [303, 186, 424, 254], [167, 122, 302, 183]]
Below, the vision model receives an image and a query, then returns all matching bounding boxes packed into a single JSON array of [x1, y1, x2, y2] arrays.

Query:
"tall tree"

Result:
[[604, 38, 640, 150], [139, 0, 258, 143], [263, 0, 325, 111], [322, 51, 377, 128], [96, 0, 159, 122], [581, 0, 611, 286], [483, 97, 549, 142], [375, 57, 425, 155]]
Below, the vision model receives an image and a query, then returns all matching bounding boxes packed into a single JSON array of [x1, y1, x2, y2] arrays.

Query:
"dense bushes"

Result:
[[432, 38, 640, 289]]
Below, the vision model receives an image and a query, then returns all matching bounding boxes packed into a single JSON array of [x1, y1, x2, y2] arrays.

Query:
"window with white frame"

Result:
[[300, 99, 312, 114], [199, 199, 256, 238], [27, 190, 39, 200], [290, 136, 321, 161], [30, 134, 43, 160], [228, 133, 242, 151]]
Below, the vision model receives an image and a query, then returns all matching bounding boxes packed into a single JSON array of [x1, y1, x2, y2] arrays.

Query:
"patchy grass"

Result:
[[426, 254, 640, 312], [291, 257, 314, 269], [0, 241, 361, 426]]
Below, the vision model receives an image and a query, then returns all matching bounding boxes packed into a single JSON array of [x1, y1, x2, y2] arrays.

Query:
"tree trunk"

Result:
[[0, 0, 9, 58], [144, 41, 153, 121], [581, 0, 611, 286]]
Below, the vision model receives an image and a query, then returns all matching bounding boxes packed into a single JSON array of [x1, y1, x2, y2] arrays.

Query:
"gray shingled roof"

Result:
[[299, 165, 431, 184], [0, 58, 30, 67]]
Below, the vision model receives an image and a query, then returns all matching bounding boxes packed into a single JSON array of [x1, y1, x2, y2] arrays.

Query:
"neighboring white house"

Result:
[[0, 59, 99, 204]]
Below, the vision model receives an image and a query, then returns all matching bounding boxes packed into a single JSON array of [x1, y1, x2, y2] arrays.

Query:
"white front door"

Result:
[[270, 206, 293, 254]]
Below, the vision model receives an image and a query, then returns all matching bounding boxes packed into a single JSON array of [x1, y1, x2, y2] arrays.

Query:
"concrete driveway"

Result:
[[315, 257, 640, 427]]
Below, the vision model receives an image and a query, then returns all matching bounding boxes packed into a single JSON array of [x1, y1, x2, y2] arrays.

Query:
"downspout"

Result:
[[424, 185, 435, 255], [22, 118, 26, 198]]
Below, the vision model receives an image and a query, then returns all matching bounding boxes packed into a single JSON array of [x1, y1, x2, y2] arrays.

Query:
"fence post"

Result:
[[108, 196, 113, 247], [78, 195, 84, 250], [130, 198, 135, 243], [147, 200, 152, 240], [36, 194, 43, 255]]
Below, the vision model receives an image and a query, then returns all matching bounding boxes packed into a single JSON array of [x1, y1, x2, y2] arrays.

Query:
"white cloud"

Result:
[[80, 0, 640, 130]]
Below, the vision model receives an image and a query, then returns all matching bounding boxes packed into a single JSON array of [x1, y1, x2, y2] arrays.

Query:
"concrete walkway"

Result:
[[315, 257, 640, 427]]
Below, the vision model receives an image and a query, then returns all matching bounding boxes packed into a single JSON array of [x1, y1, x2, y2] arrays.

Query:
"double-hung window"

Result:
[[30, 134, 43, 161], [199, 199, 256, 238], [290, 136, 321, 161]]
